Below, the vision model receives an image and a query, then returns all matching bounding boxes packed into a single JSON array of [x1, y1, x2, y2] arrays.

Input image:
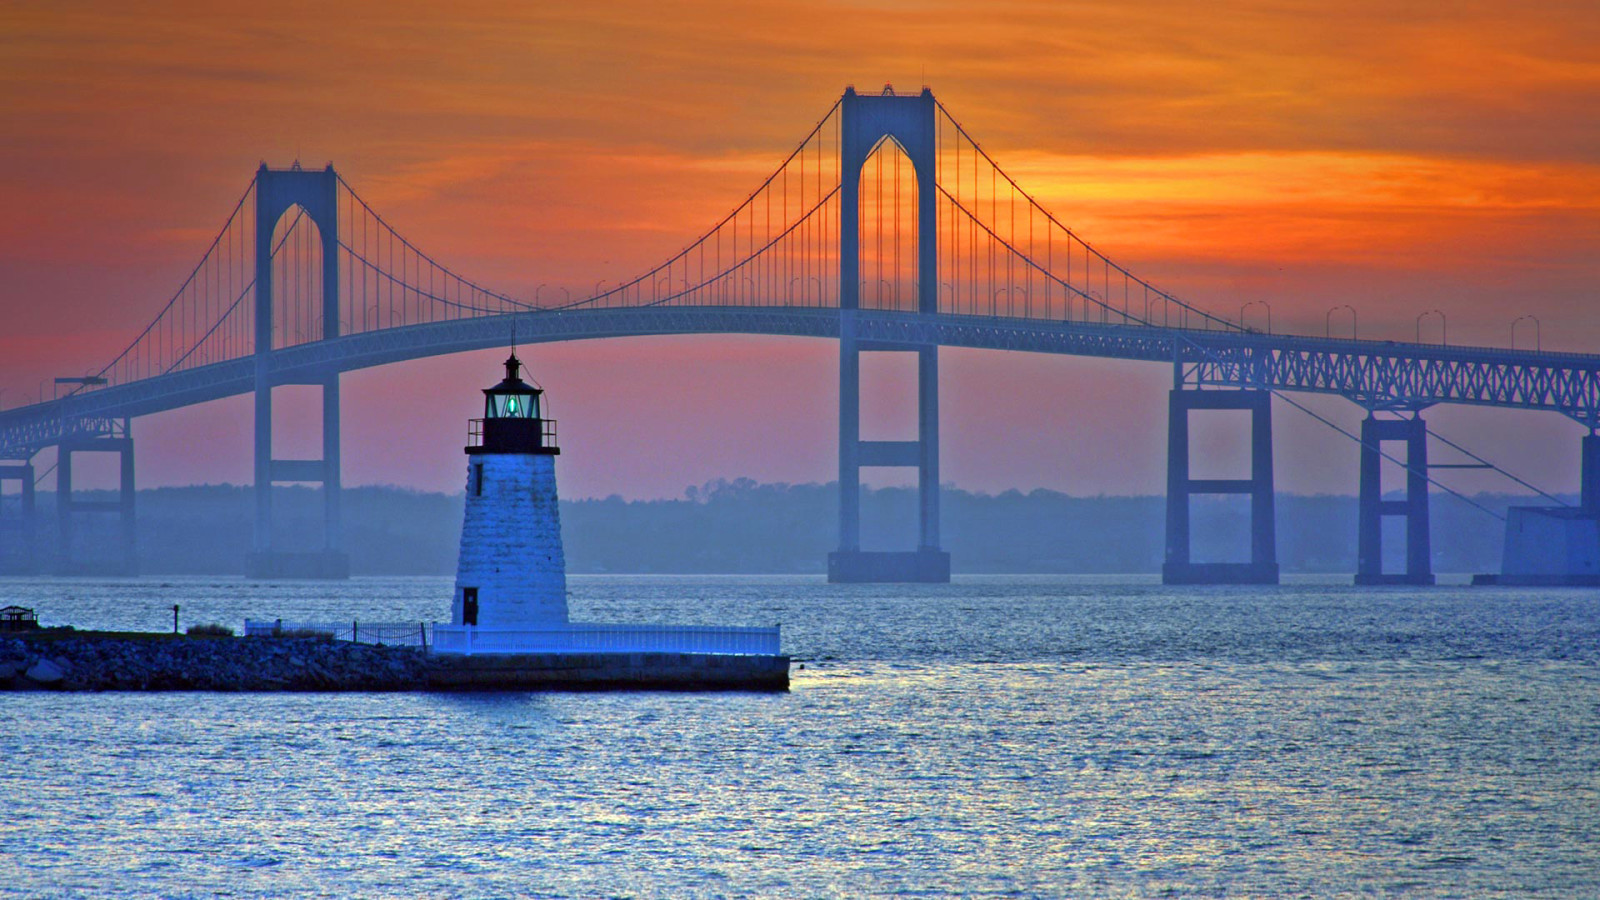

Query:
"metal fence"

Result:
[[243, 620, 431, 648], [429, 622, 781, 656]]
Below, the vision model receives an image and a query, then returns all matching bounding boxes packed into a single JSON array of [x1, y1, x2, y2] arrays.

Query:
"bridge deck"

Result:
[[4, 306, 1598, 457]]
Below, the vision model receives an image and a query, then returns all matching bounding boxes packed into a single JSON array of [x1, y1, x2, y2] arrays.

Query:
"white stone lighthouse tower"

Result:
[[452, 354, 568, 629]]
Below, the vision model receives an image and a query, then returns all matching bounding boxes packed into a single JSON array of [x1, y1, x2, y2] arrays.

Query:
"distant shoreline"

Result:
[[1, 481, 1538, 576]]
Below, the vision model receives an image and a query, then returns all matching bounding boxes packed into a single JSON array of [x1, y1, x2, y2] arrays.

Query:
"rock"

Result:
[[0, 634, 430, 692], [25, 657, 66, 685]]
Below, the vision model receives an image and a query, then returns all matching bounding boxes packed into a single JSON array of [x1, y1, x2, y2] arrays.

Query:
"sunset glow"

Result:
[[2, 0, 1596, 496]]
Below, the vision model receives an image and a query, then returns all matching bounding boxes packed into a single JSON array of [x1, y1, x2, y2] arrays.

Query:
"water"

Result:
[[2, 575, 1597, 897]]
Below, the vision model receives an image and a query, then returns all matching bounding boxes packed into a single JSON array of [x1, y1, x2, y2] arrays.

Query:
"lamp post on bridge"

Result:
[[535, 284, 546, 305], [1416, 309, 1447, 345], [1144, 292, 1165, 325], [1240, 300, 1271, 334], [1325, 305, 1357, 340], [1512, 315, 1541, 351]]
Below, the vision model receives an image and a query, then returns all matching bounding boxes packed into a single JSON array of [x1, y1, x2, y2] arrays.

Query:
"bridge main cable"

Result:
[[573, 98, 844, 310]]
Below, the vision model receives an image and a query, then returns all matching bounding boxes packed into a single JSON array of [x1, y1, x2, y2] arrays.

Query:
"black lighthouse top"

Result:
[[467, 354, 559, 455]]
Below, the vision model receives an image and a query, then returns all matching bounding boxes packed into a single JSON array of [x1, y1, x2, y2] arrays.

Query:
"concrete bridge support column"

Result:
[[1481, 430, 1600, 586], [1163, 389, 1279, 585], [1583, 433, 1600, 515], [828, 333, 949, 582], [54, 423, 136, 576], [1355, 414, 1434, 585], [247, 374, 347, 580], [0, 462, 36, 574]]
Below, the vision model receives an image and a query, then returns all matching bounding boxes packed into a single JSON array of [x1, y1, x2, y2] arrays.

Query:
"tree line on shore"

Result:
[[0, 479, 1538, 575]]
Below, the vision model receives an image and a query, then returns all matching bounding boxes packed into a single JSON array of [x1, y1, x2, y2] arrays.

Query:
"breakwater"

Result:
[[1, 632, 429, 691], [0, 630, 789, 692]]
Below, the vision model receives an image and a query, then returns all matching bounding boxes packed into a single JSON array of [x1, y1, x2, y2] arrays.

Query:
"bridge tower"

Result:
[[829, 86, 950, 583], [249, 164, 347, 579]]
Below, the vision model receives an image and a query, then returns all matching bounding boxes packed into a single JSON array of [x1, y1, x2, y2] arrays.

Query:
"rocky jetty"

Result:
[[0, 630, 788, 692], [0, 631, 428, 692]]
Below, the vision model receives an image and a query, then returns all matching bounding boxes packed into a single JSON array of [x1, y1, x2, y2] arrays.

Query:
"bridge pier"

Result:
[[55, 422, 137, 576], [1482, 431, 1600, 586], [0, 461, 37, 574], [1355, 414, 1434, 585], [1586, 432, 1600, 514], [1163, 388, 1279, 585]]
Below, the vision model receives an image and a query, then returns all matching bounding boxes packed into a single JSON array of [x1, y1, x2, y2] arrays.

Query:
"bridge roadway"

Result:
[[3, 305, 1599, 458]]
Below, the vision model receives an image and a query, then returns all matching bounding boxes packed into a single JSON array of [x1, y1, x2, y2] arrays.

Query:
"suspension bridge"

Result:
[[3, 86, 1597, 584]]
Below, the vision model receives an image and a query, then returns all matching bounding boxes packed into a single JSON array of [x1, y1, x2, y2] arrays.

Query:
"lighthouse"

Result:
[[452, 353, 568, 629], [430, 354, 786, 689]]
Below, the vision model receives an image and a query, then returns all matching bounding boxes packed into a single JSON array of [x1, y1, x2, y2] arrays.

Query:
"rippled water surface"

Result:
[[2, 575, 1597, 898]]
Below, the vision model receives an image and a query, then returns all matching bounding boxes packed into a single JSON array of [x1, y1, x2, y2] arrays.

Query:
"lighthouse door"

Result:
[[462, 587, 479, 626]]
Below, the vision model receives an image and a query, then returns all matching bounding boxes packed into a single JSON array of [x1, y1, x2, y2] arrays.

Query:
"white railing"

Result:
[[429, 622, 780, 656], [243, 620, 431, 647]]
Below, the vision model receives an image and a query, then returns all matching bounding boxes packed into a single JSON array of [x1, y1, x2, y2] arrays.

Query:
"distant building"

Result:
[[1, 605, 39, 631]]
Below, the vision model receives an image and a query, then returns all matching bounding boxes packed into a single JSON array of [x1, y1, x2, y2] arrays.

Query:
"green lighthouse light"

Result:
[[483, 354, 540, 420], [472, 353, 557, 455]]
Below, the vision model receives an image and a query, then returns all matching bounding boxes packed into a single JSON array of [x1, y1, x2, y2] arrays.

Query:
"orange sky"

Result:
[[2, 0, 1598, 499]]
